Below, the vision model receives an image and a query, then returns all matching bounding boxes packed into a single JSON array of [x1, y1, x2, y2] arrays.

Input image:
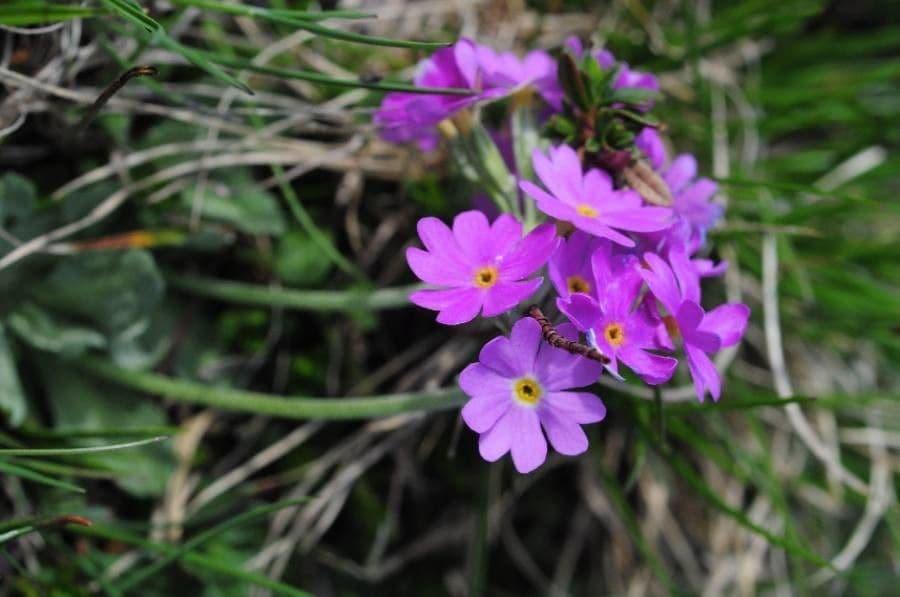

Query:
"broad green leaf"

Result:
[[39, 361, 173, 497], [7, 302, 107, 356], [275, 230, 333, 287], [0, 324, 26, 426]]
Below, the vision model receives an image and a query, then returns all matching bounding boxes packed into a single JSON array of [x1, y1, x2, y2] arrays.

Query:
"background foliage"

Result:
[[0, 0, 898, 595]]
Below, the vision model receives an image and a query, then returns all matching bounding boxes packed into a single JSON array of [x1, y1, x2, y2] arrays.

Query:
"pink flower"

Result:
[[475, 46, 562, 108], [548, 231, 607, 299], [460, 317, 606, 473], [557, 248, 677, 384], [638, 249, 750, 401], [407, 211, 558, 325], [519, 145, 673, 247]]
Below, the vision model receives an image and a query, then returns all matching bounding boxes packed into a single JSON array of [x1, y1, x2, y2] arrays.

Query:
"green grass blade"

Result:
[[168, 0, 372, 21], [0, 460, 84, 493], [0, 436, 167, 456], [0, 3, 103, 26], [69, 524, 309, 596], [114, 498, 312, 593]]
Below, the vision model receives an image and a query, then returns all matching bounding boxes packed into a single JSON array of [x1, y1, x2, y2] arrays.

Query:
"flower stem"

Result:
[[165, 272, 421, 312], [76, 357, 466, 420]]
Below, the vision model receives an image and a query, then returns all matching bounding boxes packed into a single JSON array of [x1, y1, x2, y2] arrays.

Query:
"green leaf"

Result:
[[29, 250, 165, 368], [7, 302, 107, 357], [0, 2, 103, 26], [181, 172, 285, 236], [0, 324, 26, 427], [39, 361, 173, 497], [275, 230, 333, 287]]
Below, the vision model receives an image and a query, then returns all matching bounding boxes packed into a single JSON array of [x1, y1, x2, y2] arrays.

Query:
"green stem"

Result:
[[653, 385, 665, 446], [165, 272, 420, 311], [76, 357, 466, 420]]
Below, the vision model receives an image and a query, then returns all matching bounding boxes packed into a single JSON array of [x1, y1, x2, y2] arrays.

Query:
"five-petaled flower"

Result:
[[460, 317, 607, 473], [407, 210, 558, 325], [520, 145, 673, 247]]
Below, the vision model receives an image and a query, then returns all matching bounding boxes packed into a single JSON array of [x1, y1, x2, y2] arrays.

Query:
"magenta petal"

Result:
[[406, 247, 470, 286], [618, 345, 678, 384], [635, 127, 667, 170], [482, 278, 542, 317], [500, 223, 557, 280], [410, 287, 482, 325], [540, 409, 588, 456], [601, 207, 673, 232], [507, 317, 542, 373], [543, 391, 606, 424], [508, 408, 547, 473], [668, 245, 701, 304], [557, 293, 603, 331], [487, 214, 523, 259], [675, 301, 705, 334], [685, 344, 721, 402], [700, 303, 750, 348], [452, 210, 491, 263], [417, 217, 465, 262], [478, 412, 514, 462], [639, 253, 681, 313], [695, 258, 729, 278]]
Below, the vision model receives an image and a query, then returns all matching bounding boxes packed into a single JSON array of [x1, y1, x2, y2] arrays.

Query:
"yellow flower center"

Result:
[[473, 265, 499, 289], [566, 275, 591, 295], [604, 322, 626, 347], [576, 204, 598, 218], [513, 376, 543, 406]]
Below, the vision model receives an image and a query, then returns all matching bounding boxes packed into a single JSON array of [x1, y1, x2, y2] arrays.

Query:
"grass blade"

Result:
[[0, 436, 167, 456], [0, 460, 84, 493]]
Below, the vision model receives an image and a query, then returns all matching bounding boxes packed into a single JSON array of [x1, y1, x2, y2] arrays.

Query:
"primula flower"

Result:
[[520, 145, 673, 247], [475, 46, 562, 108], [557, 249, 677, 384], [374, 40, 486, 151], [460, 317, 606, 473], [635, 128, 724, 246], [407, 210, 558, 325], [548, 231, 606, 299], [638, 249, 750, 401]]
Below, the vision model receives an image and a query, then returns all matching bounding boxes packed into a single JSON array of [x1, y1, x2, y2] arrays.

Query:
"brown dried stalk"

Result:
[[526, 305, 610, 364], [622, 158, 673, 206]]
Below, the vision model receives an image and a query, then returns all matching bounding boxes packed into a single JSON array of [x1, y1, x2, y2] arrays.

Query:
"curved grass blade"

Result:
[[168, 0, 445, 49], [0, 3, 103, 26], [0, 460, 84, 493], [77, 357, 466, 420], [0, 436, 167, 456], [114, 498, 312, 593], [168, 1, 372, 22]]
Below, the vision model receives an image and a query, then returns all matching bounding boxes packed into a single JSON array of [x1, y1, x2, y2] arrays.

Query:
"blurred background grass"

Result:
[[0, 0, 898, 595]]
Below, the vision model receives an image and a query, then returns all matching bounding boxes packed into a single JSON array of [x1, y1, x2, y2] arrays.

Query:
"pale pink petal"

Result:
[[540, 409, 589, 456], [508, 408, 547, 473], [543, 391, 606, 424]]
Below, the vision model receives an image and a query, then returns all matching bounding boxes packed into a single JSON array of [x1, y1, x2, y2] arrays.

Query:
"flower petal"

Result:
[[481, 278, 542, 317], [500, 222, 558, 280], [406, 247, 470, 286], [685, 343, 721, 402], [461, 392, 512, 434], [534, 338, 604, 391], [557, 293, 603, 331], [664, 154, 697, 193], [639, 252, 681, 313], [601, 206, 673, 232], [478, 336, 519, 377], [452, 210, 491, 264], [700, 303, 750, 348], [508, 408, 547, 473], [508, 316, 543, 373], [487, 214, 523, 260], [540, 409, 589, 456], [543, 391, 607, 424], [409, 287, 482, 325], [478, 412, 514, 462], [618, 345, 678, 384]]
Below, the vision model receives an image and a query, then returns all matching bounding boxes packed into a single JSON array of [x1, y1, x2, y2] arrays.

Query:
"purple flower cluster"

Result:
[[378, 38, 749, 473]]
